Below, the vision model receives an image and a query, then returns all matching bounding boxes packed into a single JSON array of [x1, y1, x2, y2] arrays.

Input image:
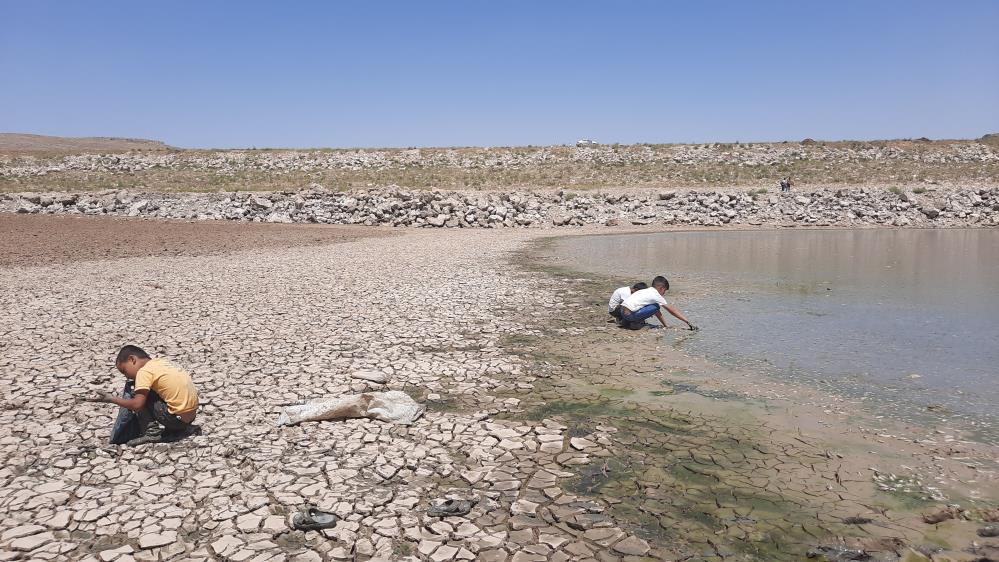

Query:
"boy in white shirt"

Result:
[[620, 276, 698, 331], [608, 282, 647, 322]]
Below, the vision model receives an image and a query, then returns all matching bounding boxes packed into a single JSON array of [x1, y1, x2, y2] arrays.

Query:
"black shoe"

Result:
[[162, 424, 200, 443], [292, 505, 339, 531], [427, 498, 477, 518], [126, 423, 163, 447]]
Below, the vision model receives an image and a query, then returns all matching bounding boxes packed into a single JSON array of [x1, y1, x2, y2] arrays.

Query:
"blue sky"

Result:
[[2, 1, 997, 148]]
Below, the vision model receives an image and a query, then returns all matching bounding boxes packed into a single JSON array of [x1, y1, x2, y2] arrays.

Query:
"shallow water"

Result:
[[551, 229, 999, 439]]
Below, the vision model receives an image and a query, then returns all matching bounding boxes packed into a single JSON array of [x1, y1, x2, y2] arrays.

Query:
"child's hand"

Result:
[[80, 393, 115, 403]]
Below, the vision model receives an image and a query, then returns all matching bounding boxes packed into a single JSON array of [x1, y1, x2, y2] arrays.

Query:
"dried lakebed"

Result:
[[0, 225, 661, 562], [0, 221, 997, 561]]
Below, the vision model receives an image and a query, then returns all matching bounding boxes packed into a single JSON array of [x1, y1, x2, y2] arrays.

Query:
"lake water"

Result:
[[550, 229, 999, 439]]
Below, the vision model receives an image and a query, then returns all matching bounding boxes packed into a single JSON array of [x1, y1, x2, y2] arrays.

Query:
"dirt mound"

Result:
[[0, 133, 173, 154]]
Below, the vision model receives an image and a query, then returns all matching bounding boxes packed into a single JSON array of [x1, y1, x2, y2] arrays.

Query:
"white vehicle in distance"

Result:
[[576, 138, 599, 147]]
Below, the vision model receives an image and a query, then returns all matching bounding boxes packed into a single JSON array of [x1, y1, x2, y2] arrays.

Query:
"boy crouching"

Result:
[[85, 345, 200, 446]]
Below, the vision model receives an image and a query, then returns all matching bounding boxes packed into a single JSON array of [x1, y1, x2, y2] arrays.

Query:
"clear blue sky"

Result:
[[2, 1, 997, 148]]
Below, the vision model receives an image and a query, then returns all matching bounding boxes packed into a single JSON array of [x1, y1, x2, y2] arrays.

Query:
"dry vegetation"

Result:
[[2, 134, 997, 194]]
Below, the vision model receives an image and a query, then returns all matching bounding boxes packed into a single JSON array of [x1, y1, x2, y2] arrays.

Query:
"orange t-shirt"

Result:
[[135, 358, 199, 415]]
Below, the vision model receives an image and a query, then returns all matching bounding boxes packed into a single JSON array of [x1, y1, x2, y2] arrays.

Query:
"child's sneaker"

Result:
[[126, 423, 163, 447]]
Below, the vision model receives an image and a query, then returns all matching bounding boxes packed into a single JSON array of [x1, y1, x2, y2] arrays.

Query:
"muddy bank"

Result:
[[502, 234, 999, 561], [0, 213, 388, 268]]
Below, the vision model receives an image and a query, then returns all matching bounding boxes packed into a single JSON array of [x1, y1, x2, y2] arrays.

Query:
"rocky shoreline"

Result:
[[4, 185, 999, 228]]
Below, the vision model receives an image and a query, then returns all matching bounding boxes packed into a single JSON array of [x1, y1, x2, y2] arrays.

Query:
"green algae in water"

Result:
[[665, 380, 745, 400], [597, 386, 635, 399], [520, 399, 635, 422], [564, 458, 632, 495]]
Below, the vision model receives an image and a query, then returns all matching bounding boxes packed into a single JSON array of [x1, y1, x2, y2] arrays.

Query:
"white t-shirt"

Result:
[[608, 286, 631, 312], [621, 287, 668, 312]]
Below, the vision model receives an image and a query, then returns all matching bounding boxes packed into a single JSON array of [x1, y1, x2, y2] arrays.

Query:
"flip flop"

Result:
[[291, 505, 339, 531], [427, 498, 477, 518]]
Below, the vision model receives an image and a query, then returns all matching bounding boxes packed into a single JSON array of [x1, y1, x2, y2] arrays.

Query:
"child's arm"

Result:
[[85, 389, 148, 412], [654, 309, 669, 327], [665, 304, 698, 331]]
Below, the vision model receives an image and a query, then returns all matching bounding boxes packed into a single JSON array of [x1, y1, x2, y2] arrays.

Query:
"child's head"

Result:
[[631, 282, 648, 293], [652, 275, 670, 294], [115, 345, 151, 379]]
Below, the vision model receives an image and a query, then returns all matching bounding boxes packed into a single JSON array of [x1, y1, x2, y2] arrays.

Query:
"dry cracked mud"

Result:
[[0, 219, 660, 562], [1, 216, 996, 562]]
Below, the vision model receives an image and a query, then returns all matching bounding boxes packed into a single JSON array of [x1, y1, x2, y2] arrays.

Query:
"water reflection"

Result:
[[551, 229, 999, 434]]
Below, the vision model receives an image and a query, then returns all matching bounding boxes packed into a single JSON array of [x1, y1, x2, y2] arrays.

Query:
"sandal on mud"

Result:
[[292, 505, 339, 531], [427, 498, 477, 518]]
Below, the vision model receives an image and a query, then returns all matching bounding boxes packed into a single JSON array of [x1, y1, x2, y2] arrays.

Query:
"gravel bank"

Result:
[[4, 185, 999, 229]]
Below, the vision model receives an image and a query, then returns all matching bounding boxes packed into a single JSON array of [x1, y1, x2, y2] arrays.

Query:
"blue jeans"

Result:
[[621, 304, 659, 328]]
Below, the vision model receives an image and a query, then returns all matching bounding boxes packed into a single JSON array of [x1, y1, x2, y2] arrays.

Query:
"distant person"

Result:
[[83, 346, 200, 446], [619, 276, 698, 331], [779, 176, 793, 193], [608, 282, 648, 322]]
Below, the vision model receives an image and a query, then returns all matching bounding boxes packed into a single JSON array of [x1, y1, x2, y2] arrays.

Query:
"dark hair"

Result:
[[631, 282, 648, 291], [115, 345, 150, 364], [652, 276, 670, 290]]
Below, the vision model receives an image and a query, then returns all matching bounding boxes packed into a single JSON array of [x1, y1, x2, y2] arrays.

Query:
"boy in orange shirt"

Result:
[[86, 345, 200, 446]]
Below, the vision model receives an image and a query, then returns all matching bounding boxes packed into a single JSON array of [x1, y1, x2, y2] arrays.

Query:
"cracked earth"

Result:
[[1, 216, 996, 562], [0, 221, 659, 562]]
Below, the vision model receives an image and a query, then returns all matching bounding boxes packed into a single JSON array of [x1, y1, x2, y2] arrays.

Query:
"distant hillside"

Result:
[[0, 133, 172, 154], [1, 136, 996, 193]]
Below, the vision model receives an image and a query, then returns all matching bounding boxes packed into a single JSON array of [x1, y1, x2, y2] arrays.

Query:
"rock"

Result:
[[805, 545, 869, 560], [261, 516, 286, 534], [922, 506, 961, 524], [350, 370, 388, 384], [550, 212, 572, 226], [138, 531, 176, 549], [250, 195, 273, 209], [920, 206, 940, 218], [128, 200, 149, 216], [1, 524, 46, 542], [795, 196, 811, 205], [511, 499, 539, 516], [99, 546, 135, 561], [612, 536, 651, 556], [265, 212, 293, 223], [431, 544, 459, 561], [211, 536, 243, 557], [15, 201, 38, 213], [427, 214, 448, 227], [9, 531, 55, 551], [979, 525, 999, 537]]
